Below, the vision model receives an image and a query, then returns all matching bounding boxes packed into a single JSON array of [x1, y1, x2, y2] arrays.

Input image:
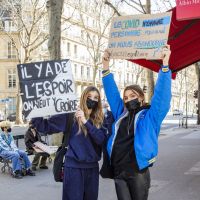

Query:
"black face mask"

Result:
[[7, 128, 12, 133], [86, 98, 98, 110], [125, 98, 141, 111]]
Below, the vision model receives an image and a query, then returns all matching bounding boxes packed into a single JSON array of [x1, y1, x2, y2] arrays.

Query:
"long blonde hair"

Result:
[[77, 86, 104, 136]]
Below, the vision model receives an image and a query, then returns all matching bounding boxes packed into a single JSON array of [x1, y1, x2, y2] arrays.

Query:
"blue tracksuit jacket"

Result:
[[102, 68, 171, 170]]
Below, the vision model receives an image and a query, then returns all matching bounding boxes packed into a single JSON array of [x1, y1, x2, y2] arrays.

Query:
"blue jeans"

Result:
[[0, 150, 31, 172]]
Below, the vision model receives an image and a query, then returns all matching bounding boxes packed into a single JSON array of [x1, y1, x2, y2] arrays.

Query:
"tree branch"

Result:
[[104, 0, 121, 16]]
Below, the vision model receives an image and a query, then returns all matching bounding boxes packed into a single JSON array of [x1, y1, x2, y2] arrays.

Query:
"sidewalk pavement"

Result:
[[0, 162, 62, 200], [160, 125, 200, 139], [1, 125, 200, 200]]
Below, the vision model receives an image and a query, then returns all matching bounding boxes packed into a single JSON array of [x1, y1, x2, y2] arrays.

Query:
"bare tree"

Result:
[[134, 65, 144, 84], [0, 0, 49, 124], [75, 0, 117, 85], [195, 62, 200, 124], [0, 0, 49, 63], [174, 67, 197, 117], [105, 0, 155, 102], [152, 0, 175, 12], [119, 0, 147, 13], [44, 0, 64, 145], [175, 70, 184, 110], [144, 0, 155, 103], [46, 0, 64, 60]]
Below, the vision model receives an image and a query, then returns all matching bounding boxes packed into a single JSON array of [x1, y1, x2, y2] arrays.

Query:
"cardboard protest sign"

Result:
[[17, 59, 78, 119], [34, 141, 58, 154], [33, 146, 44, 153], [108, 12, 172, 60]]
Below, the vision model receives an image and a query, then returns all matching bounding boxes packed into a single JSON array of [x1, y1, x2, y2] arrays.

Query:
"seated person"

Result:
[[0, 121, 35, 179], [102, 101, 112, 116], [25, 121, 49, 171], [102, 101, 114, 134]]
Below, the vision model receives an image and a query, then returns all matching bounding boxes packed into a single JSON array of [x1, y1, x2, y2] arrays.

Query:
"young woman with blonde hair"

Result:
[[32, 86, 107, 200]]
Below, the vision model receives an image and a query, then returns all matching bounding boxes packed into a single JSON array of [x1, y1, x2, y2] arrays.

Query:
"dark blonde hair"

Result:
[[123, 85, 145, 104], [77, 86, 104, 136]]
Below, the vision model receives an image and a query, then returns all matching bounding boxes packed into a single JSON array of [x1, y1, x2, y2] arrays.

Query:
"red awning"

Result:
[[129, 7, 200, 79]]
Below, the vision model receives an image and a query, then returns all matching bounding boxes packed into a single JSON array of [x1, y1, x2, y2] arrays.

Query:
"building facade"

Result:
[[0, 0, 198, 119]]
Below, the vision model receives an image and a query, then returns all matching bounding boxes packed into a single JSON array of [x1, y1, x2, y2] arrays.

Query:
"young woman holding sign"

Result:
[[101, 45, 171, 200], [32, 86, 108, 200]]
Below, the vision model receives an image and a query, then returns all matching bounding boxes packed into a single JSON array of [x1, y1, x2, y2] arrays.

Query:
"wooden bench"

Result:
[[13, 134, 25, 148]]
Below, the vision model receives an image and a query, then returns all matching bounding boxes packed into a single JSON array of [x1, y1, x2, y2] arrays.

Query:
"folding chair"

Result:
[[0, 156, 12, 174]]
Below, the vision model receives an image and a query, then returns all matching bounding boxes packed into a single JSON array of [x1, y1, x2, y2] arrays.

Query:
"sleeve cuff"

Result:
[[161, 65, 169, 73], [84, 120, 93, 129], [102, 70, 110, 77]]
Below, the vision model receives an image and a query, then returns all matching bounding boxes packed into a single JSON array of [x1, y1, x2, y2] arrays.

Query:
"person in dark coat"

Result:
[[25, 121, 50, 171]]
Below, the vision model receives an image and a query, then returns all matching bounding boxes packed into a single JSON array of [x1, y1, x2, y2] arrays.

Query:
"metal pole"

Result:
[[185, 69, 188, 128], [197, 62, 200, 124], [186, 91, 188, 128], [5, 102, 7, 120]]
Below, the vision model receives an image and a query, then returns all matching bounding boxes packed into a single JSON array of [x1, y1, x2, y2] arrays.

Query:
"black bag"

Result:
[[100, 110, 114, 179], [99, 143, 114, 179], [53, 113, 74, 182]]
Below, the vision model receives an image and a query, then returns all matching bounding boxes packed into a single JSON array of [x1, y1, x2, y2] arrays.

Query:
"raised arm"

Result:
[[102, 50, 124, 120], [147, 45, 172, 128], [31, 113, 69, 134]]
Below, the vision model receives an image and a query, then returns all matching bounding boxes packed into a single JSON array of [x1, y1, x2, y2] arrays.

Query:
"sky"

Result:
[[117, 0, 176, 15]]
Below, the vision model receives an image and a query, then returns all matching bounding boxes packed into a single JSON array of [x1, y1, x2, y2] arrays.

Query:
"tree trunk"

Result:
[[15, 89, 23, 124], [93, 66, 97, 87], [46, 0, 64, 60], [195, 62, 200, 124], [15, 47, 30, 124], [145, 0, 154, 103], [177, 74, 184, 110], [46, 0, 64, 145], [146, 69, 154, 103]]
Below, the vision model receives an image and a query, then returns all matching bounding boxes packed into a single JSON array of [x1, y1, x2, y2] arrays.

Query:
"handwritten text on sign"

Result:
[[108, 12, 172, 60], [17, 60, 77, 119]]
